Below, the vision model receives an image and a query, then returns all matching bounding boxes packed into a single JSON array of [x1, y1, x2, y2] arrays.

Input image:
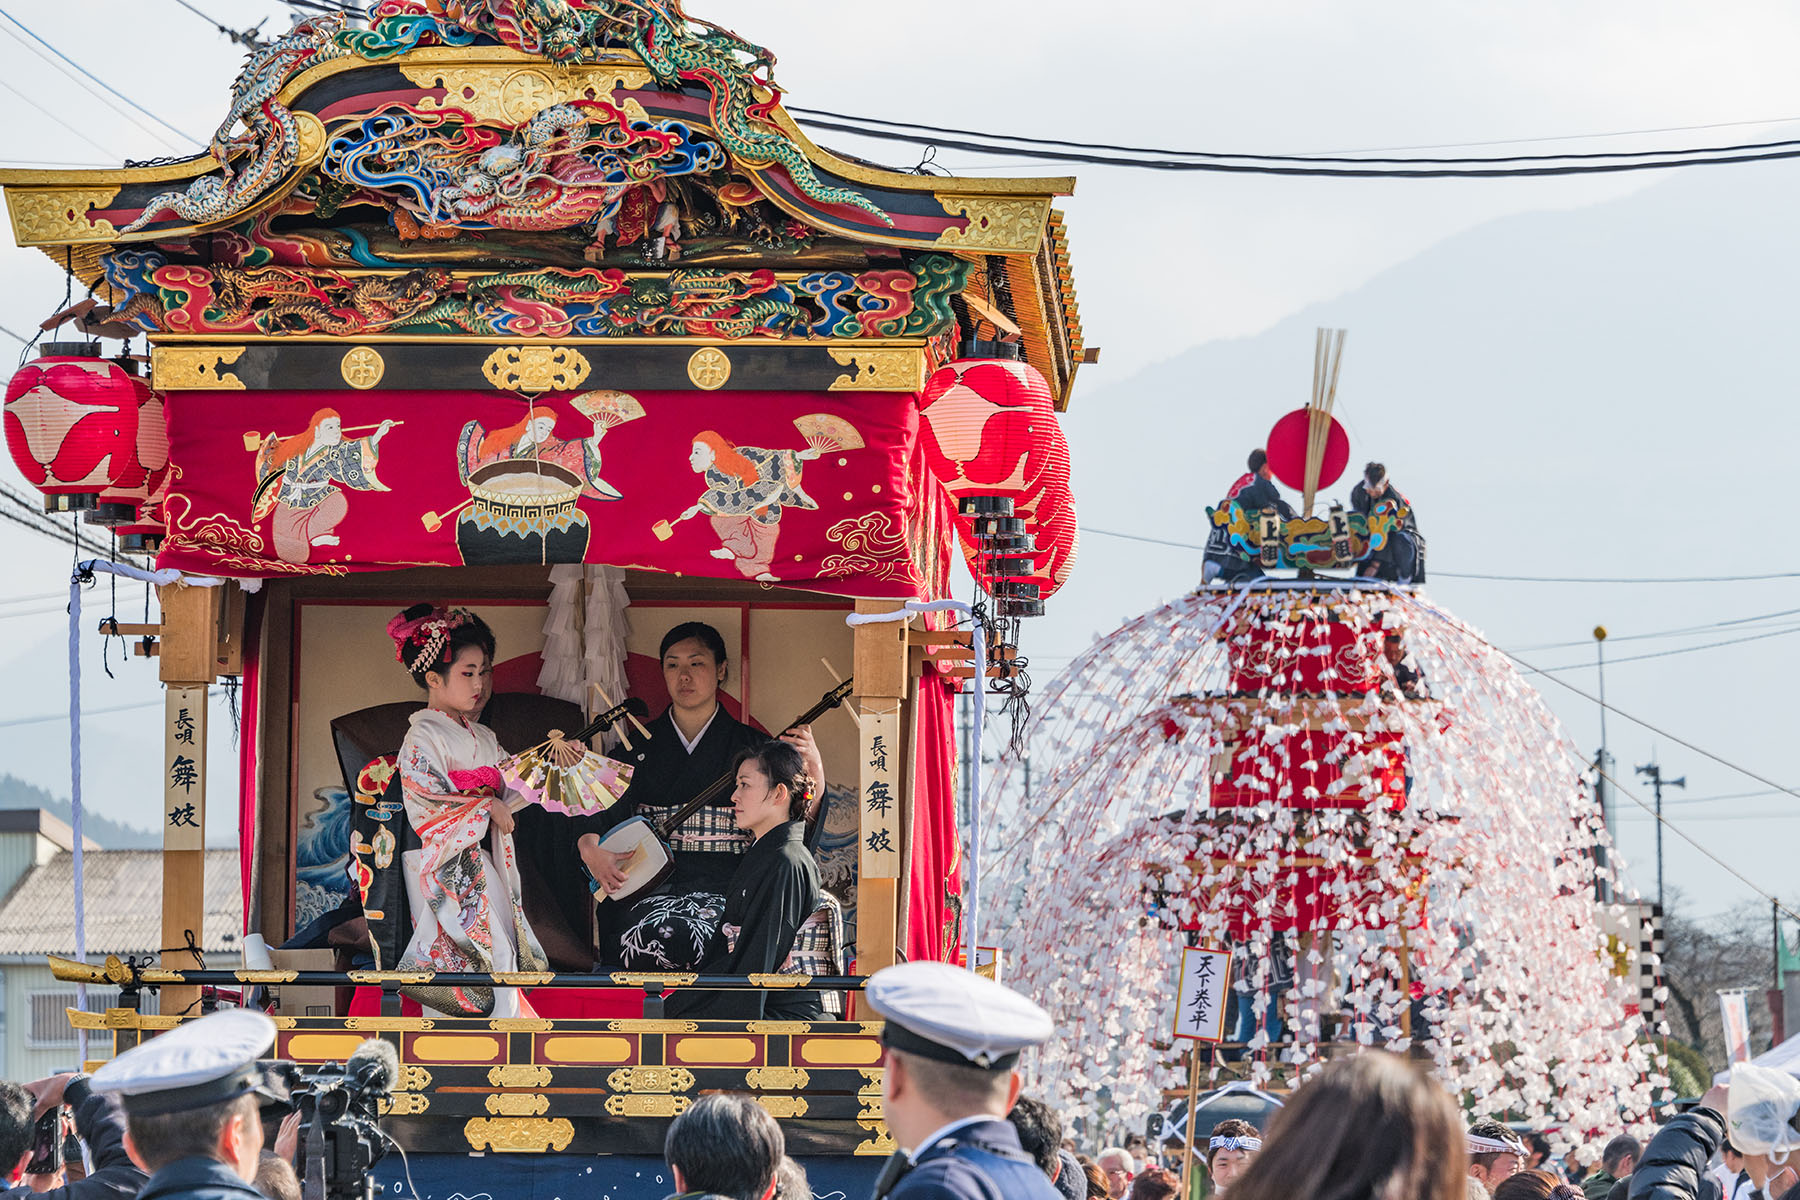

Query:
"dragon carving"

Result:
[[122, 16, 349, 233]]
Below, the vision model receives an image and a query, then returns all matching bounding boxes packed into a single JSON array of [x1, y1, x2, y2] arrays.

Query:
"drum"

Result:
[[455, 459, 592, 565]]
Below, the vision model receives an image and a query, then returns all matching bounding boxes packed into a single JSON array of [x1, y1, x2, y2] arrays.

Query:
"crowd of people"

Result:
[[1, 946, 1795, 1200]]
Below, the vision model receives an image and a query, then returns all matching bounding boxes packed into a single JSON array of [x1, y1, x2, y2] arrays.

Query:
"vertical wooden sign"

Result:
[[163, 686, 206, 852], [858, 704, 900, 879]]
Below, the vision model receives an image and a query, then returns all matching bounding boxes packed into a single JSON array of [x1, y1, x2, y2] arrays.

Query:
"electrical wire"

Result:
[[0, 695, 169, 728], [0, 7, 201, 149], [1596, 762, 1800, 923], [0, 77, 127, 162], [1513, 607, 1800, 651], [792, 105, 1800, 167], [164, 0, 268, 48], [795, 115, 1800, 178], [0, 323, 35, 347], [1518, 624, 1800, 675], [1079, 526, 1800, 582], [0, 19, 188, 155]]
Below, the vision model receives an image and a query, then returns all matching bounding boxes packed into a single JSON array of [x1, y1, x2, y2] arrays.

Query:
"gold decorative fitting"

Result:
[[685, 346, 731, 390], [482, 345, 591, 392], [491, 972, 555, 986], [487, 1065, 552, 1088], [610, 972, 698, 988], [606, 1066, 696, 1094], [855, 1128, 897, 1157], [347, 971, 435, 985], [746, 973, 809, 988], [138, 970, 186, 984], [103, 956, 131, 984], [487, 1017, 553, 1032], [65, 1009, 108, 1030], [235, 970, 299, 984], [484, 1093, 548, 1116], [756, 1097, 808, 1118], [152, 345, 247, 391], [933, 196, 1048, 253], [272, 1017, 297, 1030], [606, 1019, 697, 1034], [344, 1016, 436, 1031], [294, 112, 327, 167], [7, 187, 121, 245], [340, 347, 385, 389], [463, 1117, 574, 1153], [745, 1067, 810, 1090], [605, 1095, 690, 1118], [825, 348, 924, 392], [381, 1094, 429, 1116], [744, 1021, 810, 1035], [398, 1066, 433, 1092], [48, 955, 107, 984], [400, 62, 654, 126]]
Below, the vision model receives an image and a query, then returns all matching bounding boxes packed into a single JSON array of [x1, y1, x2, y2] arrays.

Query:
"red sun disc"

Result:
[[1265, 408, 1350, 493]]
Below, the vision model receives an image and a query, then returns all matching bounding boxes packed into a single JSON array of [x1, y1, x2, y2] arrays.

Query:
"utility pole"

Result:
[[1635, 760, 1685, 912], [1594, 626, 1612, 902]]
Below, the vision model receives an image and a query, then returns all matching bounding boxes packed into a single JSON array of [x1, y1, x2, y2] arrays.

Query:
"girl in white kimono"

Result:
[[387, 604, 548, 1017]]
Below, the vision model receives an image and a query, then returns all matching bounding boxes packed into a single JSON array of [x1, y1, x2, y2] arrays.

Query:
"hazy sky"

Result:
[[0, 2, 1795, 935]]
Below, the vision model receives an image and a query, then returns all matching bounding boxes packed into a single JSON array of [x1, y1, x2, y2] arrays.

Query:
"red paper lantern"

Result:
[[88, 377, 170, 526], [919, 355, 1061, 502], [4, 343, 149, 512], [1028, 501, 1079, 600], [117, 469, 170, 554]]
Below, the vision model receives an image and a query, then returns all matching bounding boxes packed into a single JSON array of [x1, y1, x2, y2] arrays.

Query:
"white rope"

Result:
[[847, 599, 985, 968], [68, 561, 232, 1053]]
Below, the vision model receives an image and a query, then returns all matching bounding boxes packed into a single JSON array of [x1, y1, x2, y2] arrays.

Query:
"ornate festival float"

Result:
[[0, 2, 1085, 1192], [984, 335, 1666, 1155]]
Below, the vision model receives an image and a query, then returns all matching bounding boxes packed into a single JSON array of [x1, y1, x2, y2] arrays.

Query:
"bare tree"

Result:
[[1660, 889, 1778, 1070]]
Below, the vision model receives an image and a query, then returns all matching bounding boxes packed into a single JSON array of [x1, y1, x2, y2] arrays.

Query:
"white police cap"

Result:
[[91, 1008, 280, 1116], [865, 961, 1053, 1070]]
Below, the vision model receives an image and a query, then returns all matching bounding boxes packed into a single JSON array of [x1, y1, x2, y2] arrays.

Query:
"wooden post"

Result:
[[853, 600, 908, 975], [157, 583, 222, 1018], [1180, 1044, 1201, 1199]]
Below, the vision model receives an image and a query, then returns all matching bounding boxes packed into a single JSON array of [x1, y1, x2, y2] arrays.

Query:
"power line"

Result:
[[0, 6, 202, 147], [164, 0, 268, 49], [1519, 624, 1800, 674], [1597, 762, 1800, 924], [0, 323, 36, 347], [795, 115, 1800, 178], [1079, 526, 1800, 583], [793, 105, 1800, 167], [0, 19, 185, 156], [0, 77, 127, 162], [1513, 607, 1800, 651]]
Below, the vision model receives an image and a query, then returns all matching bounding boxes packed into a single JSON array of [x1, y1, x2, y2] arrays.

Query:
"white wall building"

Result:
[[0, 810, 239, 1077]]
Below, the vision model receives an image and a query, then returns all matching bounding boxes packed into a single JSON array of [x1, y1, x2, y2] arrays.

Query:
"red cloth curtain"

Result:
[[906, 670, 962, 964]]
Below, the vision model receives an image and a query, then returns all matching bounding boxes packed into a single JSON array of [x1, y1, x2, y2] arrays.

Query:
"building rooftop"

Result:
[[0, 808, 98, 852], [0, 849, 239, 957]]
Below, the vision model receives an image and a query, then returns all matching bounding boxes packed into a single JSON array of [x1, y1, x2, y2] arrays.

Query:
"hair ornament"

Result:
[[387, 604, 476, 673]]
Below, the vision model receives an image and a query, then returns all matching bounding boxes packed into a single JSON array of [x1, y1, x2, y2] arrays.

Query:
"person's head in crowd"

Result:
[[1722, 1140, 1744, 1178], [1080, 1159, 1109, 1200], [1598, 1134, 1639, 1182], [1204, 1118, 1261, 1194], [255, 1151, 300, 1200], [1052, 1148, 1085, 1200], [1491, 1169, 1582, 1200], [660, 621, 730, 719], [1364, 462, 1389, 497], [1226, 1051, 1466, 1200], [1248, 449, 1270, 480], [0, 1081, 34, 1179], [90, 1010, 280, 1184], [1007, 1096, 1064, 1178], [866, 962, 1052, 1154], [773, 1156, 810, 1200], [1467, 1120, 1526, 1190], [1095, 1147, 1135, 1199], [1126, 1166, 1178, 1200], [1523, 1133, 1552, 1172], [664, 1095, 783, 1200]]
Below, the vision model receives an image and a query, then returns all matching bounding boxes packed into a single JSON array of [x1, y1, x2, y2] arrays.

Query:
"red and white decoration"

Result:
[[3, 347, 158, 511]]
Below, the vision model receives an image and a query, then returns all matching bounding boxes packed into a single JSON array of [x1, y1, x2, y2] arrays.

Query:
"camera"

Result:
[[276, 1039, 400, 1200]]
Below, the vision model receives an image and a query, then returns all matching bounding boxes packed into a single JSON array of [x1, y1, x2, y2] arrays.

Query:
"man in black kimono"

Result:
[[1203, 449, 1295, 585], [1351, 461, 1423, 584], [572, 621, 822, 969]]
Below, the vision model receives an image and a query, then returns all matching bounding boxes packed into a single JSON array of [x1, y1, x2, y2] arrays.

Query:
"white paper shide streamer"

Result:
[[983, 584, 1666, 1152]]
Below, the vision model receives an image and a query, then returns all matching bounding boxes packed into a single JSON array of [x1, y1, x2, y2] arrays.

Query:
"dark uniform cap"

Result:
[[90, 1009, 284, 1117], [865, 961, 1053, 1070]]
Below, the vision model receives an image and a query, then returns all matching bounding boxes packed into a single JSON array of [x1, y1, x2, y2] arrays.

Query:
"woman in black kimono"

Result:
[[667, 739, 824, 1020], [572, 621, 823, 969]]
